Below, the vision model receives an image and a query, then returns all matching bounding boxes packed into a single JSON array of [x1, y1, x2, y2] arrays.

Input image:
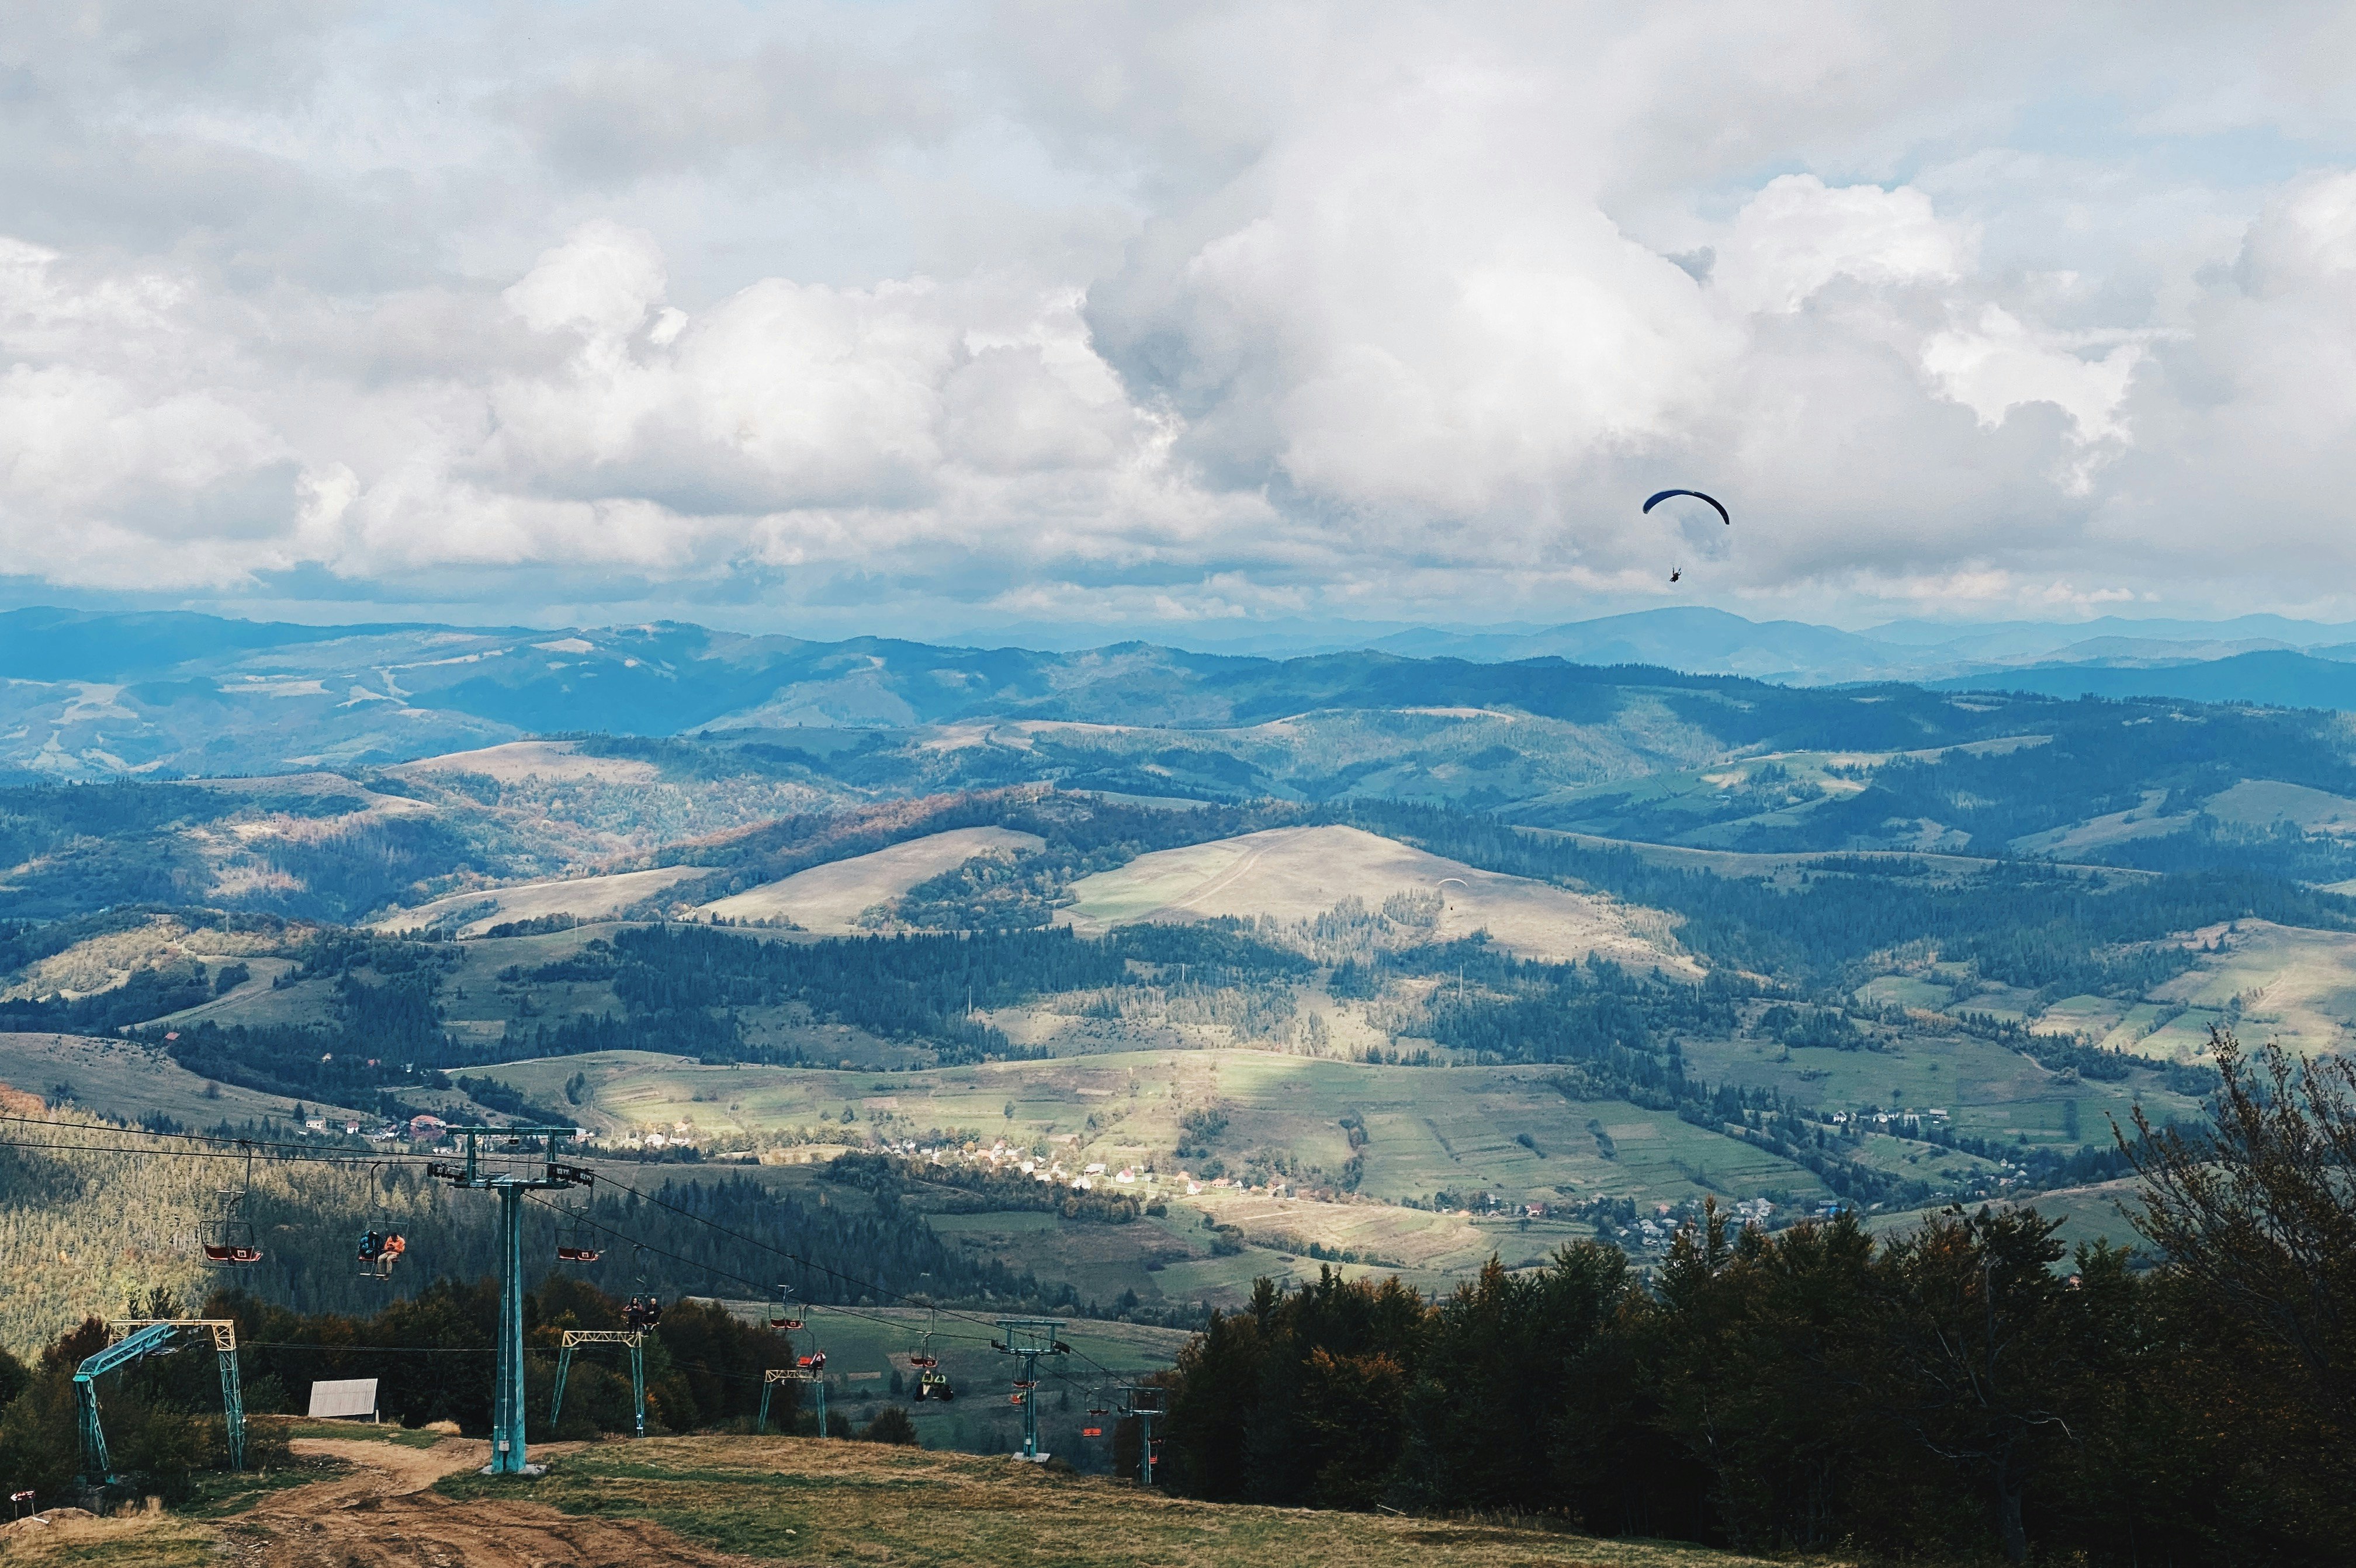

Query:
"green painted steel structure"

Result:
[[76, 1319, 245, 1489], [995, 1318, 1069, 1462], [1121, 1384, 1165, 1488], [550, 1330, 645, 1437], [427, 1126, 594, 1476], [759, 1367, 824, 1435]]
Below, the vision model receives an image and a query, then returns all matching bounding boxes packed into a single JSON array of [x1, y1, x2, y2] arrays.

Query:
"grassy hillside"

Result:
[[700, 825, 1048, 930], [422, 1435, 1811, 1567], [17, 1429, 1813, 1568]]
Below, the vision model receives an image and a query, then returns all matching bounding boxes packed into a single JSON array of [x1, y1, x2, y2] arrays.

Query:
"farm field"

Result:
[[1677, 1028, 2206, 1148], [698, 825, 1047, 930], [914, 1202, 1547, 1314], [1870, 1177, 2147, 1257], [479, 1047, 1831, 1212], [2130, 920, 2356, 1057], [1059, 823, 1695, 972]]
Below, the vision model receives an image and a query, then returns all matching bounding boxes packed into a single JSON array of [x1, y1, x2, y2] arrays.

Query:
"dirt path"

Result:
[[220, 1438, 760, 1568]]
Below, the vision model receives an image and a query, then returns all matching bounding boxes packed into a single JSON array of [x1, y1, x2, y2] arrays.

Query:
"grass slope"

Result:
[[699, 825, 1048, 931], [429, 1434, 1809, 1567], [1061, 823, 1693, 972], [369, 865, 709, 935]]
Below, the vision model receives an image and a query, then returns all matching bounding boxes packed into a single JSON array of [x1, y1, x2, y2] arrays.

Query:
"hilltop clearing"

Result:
[[386, 738, 665, 784], [1061, 823, 1693, 973], [699, 825, 1047, 931], [369, 865, 709, 936], [42, 1431, 1805, 1568], [0, 1032, 358, 1133]]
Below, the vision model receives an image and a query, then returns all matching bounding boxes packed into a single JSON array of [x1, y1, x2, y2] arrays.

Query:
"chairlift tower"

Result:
[[550, 1330, 644, 1437], [994, 1318, 1069, 1462], [1120, 1384, 1166, 1488], [428, 1125, 594, 1475], [77, 1320, 245, 1490], [759, 1366, 825, 1434]]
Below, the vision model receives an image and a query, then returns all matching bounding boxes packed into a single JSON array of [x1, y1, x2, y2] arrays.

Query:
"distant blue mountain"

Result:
[[1927, 649, 2356, 707], [13, 604, 2356, 780], [0, 606, 453, 682]]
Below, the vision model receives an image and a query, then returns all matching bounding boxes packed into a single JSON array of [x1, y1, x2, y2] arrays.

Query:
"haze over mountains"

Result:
[[13, 604, 2356, 783]]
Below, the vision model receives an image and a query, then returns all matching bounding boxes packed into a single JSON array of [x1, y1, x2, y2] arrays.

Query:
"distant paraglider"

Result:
[[1643, 489, 1730, 526], [1646, 489, 1727, 586]]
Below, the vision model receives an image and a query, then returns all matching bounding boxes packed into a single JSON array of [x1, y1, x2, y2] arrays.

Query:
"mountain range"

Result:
[[10, 603, 2356, 781]]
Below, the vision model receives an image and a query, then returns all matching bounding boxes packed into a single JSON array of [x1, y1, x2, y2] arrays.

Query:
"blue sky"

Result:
[[5, 2, 2356, 641]]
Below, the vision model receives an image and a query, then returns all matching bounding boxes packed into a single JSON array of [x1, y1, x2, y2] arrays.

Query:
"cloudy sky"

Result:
[[6, 1, 2356, 641]]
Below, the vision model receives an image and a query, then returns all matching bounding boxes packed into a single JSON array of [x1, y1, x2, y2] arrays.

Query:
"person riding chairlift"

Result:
[[357, 1229, 407, 1279]]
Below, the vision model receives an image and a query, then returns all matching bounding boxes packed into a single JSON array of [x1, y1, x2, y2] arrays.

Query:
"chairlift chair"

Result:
[[624, 1243, 663, 1329], [916, 1368, 955, 1402], [202, 1146, 264, 1266], [908, 1307, 939, 1369], [556, 1201, 601, 1264], [356, 1163, 407, 1281]]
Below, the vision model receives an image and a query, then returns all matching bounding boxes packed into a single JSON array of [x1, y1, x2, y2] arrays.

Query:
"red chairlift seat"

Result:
[[557, 1244, 602, 1263], [203, 1243, 262, 1265]]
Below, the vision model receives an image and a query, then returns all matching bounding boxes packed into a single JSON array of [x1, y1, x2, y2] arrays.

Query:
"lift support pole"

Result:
[[550, 1330, 644, 1437], [760, 1367, 823, 1434], [429, 1126, 593, 1476], [78, 1320, 244, 1489], [995, 1319, 1070, 1462], [1120, 1384, 1165, 1488]]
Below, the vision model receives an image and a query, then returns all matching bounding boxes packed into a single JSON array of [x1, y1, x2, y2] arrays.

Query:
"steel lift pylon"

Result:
[[994, 1318, 1070, 1462], [428, 1125, 594, 1476], [77, 1319, 245, 1490], [549, 1330, 645, 1437]]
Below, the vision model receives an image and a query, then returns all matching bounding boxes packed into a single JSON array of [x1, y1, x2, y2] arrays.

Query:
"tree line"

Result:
[[1155, 1027, 2356, 1565]]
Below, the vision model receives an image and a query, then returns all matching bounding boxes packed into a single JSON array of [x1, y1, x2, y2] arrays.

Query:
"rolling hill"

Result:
[[699, 825, 1047, 931], [1059, 823, 1693, 972]]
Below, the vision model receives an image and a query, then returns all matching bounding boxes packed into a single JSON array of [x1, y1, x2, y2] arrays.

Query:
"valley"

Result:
[[12, 612, 2356, 1527]]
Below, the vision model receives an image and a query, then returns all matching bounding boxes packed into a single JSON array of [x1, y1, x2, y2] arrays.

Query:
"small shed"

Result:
[[307, 1378, 381, 1423]]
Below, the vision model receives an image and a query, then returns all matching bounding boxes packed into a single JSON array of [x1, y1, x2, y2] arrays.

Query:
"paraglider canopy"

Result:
[[1643, 489, 1730, 526]]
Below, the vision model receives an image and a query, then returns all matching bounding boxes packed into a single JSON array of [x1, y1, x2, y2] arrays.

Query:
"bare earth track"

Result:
[[221, 1438, 751, 1568]]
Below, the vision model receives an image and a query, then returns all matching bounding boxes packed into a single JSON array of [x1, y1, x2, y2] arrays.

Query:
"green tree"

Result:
[[1873, 1205, 2083, 1564], [2128, 1025, 2356, 1463]]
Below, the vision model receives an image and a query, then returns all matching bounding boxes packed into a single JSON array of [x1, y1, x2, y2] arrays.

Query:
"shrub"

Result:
[[860, 1406, 919, 1445]]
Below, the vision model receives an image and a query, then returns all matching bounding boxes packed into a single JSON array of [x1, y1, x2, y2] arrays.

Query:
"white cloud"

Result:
[[1713, 175, 1968, 316], [3, 2, 2356, 628], [1920, 305, 2145, 446]]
